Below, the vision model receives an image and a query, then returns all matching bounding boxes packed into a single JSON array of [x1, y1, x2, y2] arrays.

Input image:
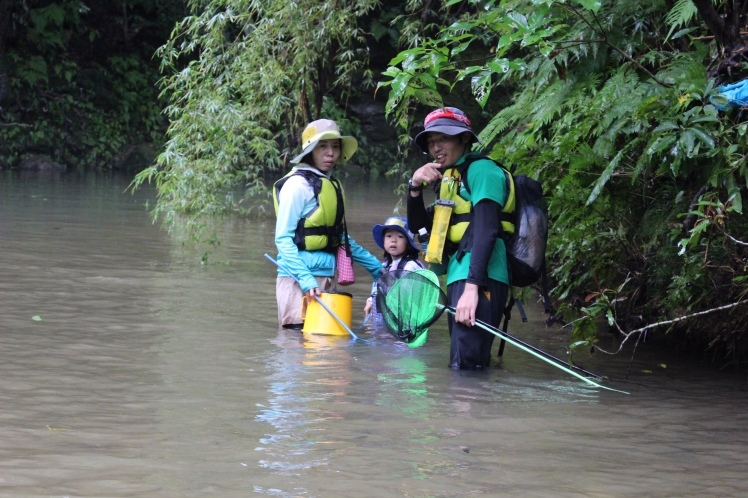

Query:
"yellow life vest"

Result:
[[273, 169, 346, 252], [437, 156, 516, 245], [439, 168, 473, 244]]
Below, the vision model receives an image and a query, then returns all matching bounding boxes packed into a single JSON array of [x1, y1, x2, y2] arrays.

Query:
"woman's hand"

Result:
[[306, 287, 321, 298], [454, 283, 479, 326]]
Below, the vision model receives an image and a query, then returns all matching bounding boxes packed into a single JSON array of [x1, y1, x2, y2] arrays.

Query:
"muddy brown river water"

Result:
[[1, 171, 747, 497]]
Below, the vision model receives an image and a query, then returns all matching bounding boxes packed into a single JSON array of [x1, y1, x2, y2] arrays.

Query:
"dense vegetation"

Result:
[[0, 0, 185, 171], [3, 0, 747, 365], [379, 0, 748, 365]]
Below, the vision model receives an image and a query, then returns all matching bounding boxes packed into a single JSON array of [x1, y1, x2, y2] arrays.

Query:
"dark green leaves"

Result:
[[136, 0, 380, 238], [381, 0, 748, 355]]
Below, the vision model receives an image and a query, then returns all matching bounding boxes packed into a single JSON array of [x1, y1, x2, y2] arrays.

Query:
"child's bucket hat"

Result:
[[372, 216, 419, 251], [290, 119, 358, 164], [414, 107, 480, 153]]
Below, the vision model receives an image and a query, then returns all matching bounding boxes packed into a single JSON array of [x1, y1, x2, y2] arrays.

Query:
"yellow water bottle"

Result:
[[425, 199, 455, 264]]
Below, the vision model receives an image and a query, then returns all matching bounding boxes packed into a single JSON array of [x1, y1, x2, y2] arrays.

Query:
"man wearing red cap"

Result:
[[407, 107, 511, 370]]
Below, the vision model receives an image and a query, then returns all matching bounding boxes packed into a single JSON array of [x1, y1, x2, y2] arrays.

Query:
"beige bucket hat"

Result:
[[290, 119, 358, 164]]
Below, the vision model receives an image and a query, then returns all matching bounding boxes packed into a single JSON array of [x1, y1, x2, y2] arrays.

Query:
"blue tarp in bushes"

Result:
[[715, 79, 748, 109]]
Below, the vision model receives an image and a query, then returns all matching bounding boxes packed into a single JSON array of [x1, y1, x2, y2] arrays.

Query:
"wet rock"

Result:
[[110, 143, 157, 173], [348, 98, 396, 145], [17, 155, 65, 172]]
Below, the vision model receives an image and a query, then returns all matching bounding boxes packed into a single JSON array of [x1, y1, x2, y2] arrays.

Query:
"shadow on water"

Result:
[[2, 172, 748, 497]]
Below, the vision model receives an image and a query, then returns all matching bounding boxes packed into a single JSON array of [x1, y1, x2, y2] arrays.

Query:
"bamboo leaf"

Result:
[[670, 27, 699, 40], [471, 70, 493, 108], [665, 0, 698, 30], [452, 40, 473, 57], [390, 71, 411, 98], [586, 147, 626, 206], [414, 88, 443, 107], [665, 0, 698, 41], [653, 122, 679, 132], [680, 128, 696, 156], [507, 12, 529, 30], [647, 135, 676, 156], [689, 114, 719, 124], [414, 72, 438, 91], [569, 340, 590, 350]]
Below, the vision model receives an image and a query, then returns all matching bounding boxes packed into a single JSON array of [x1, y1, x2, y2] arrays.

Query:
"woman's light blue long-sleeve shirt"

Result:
[[274, 165, 383, 292]]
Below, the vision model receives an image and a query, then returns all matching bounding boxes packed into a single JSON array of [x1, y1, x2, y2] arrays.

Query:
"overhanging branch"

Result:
[[595, 299, 748, 355], [562, 4, 673, 88]]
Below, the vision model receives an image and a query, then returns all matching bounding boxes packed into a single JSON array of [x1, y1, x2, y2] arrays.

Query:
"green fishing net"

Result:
[[376, 269, 447, 348], [374, 269, 625, 392]]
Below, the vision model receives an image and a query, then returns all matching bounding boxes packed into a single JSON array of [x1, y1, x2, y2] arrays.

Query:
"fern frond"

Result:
[[665, 0, 698, 41], [531, 80, 573, 126], [480, 90, 535, 145]]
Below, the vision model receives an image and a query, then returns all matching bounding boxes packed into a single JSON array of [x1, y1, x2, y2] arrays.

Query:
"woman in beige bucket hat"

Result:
[[271, 119, 383, 329]]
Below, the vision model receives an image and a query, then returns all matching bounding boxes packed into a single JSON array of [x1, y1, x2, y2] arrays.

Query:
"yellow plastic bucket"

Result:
[[301, 291, 353, 336]]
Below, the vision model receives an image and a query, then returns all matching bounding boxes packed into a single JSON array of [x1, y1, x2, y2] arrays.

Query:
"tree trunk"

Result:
[[0, 0, 14, 56], [692, 0, 741, 47], [694, 0, 748, 79], [0, 0, 14, 103]]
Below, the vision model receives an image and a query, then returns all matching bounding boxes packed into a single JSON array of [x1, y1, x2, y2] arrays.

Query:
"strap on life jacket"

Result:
[[452, 156, 512, 263], [282, 169, 346, 252], [396, 255, 425, 272], [384, 254, 426, 273], [456, 155, 515, 229]]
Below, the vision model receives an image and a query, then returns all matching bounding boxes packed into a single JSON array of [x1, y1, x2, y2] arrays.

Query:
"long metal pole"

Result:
[[442, 307, 628, 394]]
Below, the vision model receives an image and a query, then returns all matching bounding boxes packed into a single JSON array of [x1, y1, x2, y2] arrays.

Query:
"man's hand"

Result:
[[454, 283, 479, 326], [410, 163, 443, 197]]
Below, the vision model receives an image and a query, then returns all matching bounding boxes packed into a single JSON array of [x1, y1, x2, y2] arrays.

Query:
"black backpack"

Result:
[[459, 156, 549, 292], [504, 172, 549, 288]]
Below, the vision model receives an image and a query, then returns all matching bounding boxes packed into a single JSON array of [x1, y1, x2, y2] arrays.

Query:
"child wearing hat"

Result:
[[364, 216, 425, 322], [272, 119, 383, 329], [406, 107, 510, 369]]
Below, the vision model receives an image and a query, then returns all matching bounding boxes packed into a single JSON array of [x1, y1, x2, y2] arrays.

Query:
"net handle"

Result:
[[441, 306, 628, 394], [487, 307, 601, 380]]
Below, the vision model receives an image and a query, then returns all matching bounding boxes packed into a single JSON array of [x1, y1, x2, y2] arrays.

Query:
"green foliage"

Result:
[[381, 0, 748, 361], [665, 0, 699, 41], [131, 0, 379, 242], [0, 1, 177, 171]]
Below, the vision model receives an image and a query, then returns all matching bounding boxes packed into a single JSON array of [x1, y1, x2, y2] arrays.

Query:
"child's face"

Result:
[[383, 229, 408, 258], [311, 139, 341, 173]]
